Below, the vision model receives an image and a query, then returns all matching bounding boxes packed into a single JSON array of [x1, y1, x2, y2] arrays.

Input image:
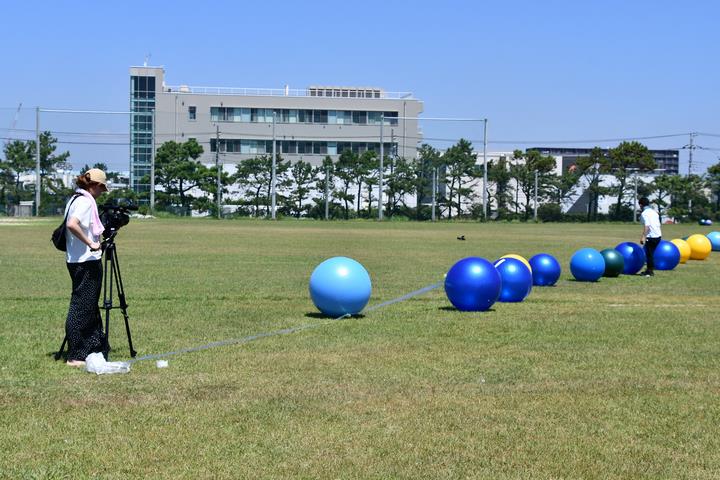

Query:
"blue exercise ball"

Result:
[[654, 240, 680, 270], [529, 253, 562, 286], [493, 257, 533, 302], [570, 248, 605, 282], [614, 242, 646, 275], [444, 257, 502, 311], [309, 257, 372, 317], [707, 231, 720, 251]]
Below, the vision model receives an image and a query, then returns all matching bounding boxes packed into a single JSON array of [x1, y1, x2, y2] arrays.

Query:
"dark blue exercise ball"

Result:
[[444, 257, 502, 311], [654, 240, 680, 270], [529, 253, 562, 286], [614, 242, 646, 275], [570, 248, 605, 282], [493, 257, 533, 302]]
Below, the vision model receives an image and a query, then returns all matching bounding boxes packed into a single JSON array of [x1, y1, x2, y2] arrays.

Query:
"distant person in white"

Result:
[[639, 196, 662, 277], [63, 168, 109, 367]]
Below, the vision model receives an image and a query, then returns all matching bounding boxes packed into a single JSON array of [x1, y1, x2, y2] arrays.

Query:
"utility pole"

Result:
[[688, 132, 696, 176], [379, 115, 384, 220], [388, 128, 395, 214], [324, 164, 330, 220], [271, 111, 277, 220], [150, 110, 156, 213], [482, 119, 488, 221], [629, 168, 639, 222], [533, 169, 538, 222], [35, 107, 40, 216], [431, 167, 437, 222], [215, 124, 221, 219]]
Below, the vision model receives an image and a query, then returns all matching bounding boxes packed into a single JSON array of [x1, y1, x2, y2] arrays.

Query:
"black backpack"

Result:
[[51, 194, 81, 251]]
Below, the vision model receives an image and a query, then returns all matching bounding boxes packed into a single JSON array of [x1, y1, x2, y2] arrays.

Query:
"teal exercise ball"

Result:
[[600, 249, 624, 277]]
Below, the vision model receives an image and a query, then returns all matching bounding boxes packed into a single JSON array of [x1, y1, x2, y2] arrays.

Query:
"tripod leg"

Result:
[[54, 336, 67, 361], [111, 245, 137, 358], [103, 246, 113, 357]]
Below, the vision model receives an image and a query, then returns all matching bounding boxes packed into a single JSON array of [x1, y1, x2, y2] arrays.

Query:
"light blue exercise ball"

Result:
[[707, 231, 720, 251], [570, 248, 605, 282], [309, 257, 372, 317]]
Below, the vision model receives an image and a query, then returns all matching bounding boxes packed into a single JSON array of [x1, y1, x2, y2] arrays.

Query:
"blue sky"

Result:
[[1, 0, 718, 173]]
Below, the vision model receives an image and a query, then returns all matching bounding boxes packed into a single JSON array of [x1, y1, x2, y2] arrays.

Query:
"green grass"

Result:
[[1, 218, 719, 479]]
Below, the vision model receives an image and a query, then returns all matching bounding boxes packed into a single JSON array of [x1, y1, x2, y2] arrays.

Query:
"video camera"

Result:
[[100, 199, 138, 237]]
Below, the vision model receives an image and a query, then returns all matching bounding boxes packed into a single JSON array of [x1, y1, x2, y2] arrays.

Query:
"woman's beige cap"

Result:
[[86, 168, 109, 191]]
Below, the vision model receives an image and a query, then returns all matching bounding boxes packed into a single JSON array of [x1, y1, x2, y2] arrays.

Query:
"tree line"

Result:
[[2, 134, 720, 222]]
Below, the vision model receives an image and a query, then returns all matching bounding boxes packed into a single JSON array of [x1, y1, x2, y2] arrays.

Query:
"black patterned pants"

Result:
[[65, 260, 109, 360]]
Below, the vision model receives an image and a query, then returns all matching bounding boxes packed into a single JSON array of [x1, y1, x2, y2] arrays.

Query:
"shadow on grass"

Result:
[[46, 351, 64, 360], [304, 312, 366, 320], [438, 306, 496, 313]]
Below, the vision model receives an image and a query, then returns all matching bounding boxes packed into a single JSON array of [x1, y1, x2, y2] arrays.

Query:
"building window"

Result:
[[384, 111, 399, 126], [298, 110, 313, 123], [188, 106, 196, 121], [313, 110, 328, 124], [352, 111, 367, 125], [367, 112, 382, 125]]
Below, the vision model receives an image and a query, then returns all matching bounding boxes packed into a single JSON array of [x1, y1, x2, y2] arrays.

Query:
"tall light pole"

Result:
[[271, 111, 277, 220], [687, 132, 696, 176], [215, 124, 221, 219], [324, 163, 330, 220], [379, 114, 384, 220], [150, 109, 156, 213], [533, 169, 538, 222], [35, 107, 40, 216], [628, 167, 640, 222], [483, 118, 488, 221], [431, 167, 437, 222]]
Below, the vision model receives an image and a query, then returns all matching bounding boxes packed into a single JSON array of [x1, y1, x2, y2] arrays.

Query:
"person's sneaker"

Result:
[[640, 270, 654, 277]]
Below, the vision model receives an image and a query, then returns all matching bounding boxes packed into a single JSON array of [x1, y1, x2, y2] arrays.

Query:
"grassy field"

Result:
[[1, 218, 719, 479]]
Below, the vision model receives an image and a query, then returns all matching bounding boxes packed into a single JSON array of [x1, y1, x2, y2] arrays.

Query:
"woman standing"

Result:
[[64, 168, 110, 367]]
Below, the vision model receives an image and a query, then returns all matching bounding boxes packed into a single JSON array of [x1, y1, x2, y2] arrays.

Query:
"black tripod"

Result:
[[55, 230, 137, 360]]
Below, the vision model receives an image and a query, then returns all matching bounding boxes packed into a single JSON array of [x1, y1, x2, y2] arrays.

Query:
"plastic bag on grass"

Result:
[[85, 352, 131, 375]]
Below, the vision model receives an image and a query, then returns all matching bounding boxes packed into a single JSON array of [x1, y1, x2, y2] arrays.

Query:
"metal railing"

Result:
[[164, 85, 414, 99]]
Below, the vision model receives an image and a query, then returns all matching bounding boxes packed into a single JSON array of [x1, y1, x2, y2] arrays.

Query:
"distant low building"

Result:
[[527, 147, 679, 175]]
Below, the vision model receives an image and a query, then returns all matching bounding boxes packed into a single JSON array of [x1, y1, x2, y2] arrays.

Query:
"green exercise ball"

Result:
[[601, 248, 625, 277]]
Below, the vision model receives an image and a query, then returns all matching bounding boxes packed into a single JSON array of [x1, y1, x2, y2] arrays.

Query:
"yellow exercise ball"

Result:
[[500, 254, 532, 273], [687, 234, 712, 260], [670, 239, 691, 264]]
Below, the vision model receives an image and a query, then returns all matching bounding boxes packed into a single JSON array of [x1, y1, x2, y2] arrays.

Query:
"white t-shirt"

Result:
[[640, 206, 662, 239], [65, 195, 102, 263]]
